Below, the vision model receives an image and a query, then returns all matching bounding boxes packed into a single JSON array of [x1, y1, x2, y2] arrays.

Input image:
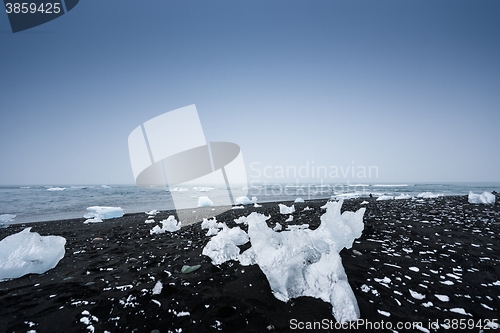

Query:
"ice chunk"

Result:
[[101, 185, 111, 189], [146, 210, 159, 216], [202, 224, 249, 265], [360, 201, 369, 205], [150, 216, 181, 234], [285, 215, 293, 222], [279, 204, 295, 214], [197, 196, 214, 207], [152, 281, 162, 295], [235, 196, 258, 205], [303, 206, 313, 211], [0, 228, 66, 280], [273, 223, 282, 231], [417, 192, 442, 199], [376, 195, 394, 201], [84, 206, 124, 223], [0, 214, 16, 226], [201, 217, 218, 229], [254, 203, 262, 208], [234, 216, 247, 225], [294, 197, 305, 203], [468, 191, 495, 204], [244, 200, 365, 323]]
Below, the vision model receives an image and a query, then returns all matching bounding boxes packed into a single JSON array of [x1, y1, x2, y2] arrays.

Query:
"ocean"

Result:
[[0, 182, 498, 224]]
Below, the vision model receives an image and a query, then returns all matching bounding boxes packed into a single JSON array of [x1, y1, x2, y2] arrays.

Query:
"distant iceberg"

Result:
[[235, 196, 258, 205], [0, 228, 66, 280], [84, 206, 124, 223], [468, 191, 495, 205], [197, 196, 214, 207]]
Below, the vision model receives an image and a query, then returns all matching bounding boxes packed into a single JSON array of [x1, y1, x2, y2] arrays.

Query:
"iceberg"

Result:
[[468, 191, 495, 204], [235, 196, 258, 205], [202, 224, 249, 265], [150, 216, 181, 234], [0, 228, 66, 280], [197, 196, 214, 207], [84, 206, 124, 223], [242, 201, 365, 323], [279, 204, 295, 214]]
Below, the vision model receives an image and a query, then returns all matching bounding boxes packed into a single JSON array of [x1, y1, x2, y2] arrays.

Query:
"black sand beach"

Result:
[[0, 195, 499, 333]]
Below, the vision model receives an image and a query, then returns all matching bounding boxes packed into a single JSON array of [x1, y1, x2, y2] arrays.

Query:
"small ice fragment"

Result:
[[273, 223, 282, 231], [449, 308, 471, 316], [294, 197, 305, 203], [278, 204, 295, 214], [376, 195, 394, 201], [254, 203, 262, 208], [409, 267, 419, 272], [435, 294, 449, 302], [284, 215, 293, 222], [303, 206, 313, 211], [152, 281, 162, 295], [394, 194, 412, 200], [409, 289, 425, 300], [360, 201, 369, 205], [150, 216, 181, 234], [377, 310, 390, 317], [197, 196, 214, 207], [181, 265, 201, 273], [146, 210, 159, 216]]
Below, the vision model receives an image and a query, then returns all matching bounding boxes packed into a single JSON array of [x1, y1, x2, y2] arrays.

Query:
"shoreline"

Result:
[[1, 194, 499, 332]]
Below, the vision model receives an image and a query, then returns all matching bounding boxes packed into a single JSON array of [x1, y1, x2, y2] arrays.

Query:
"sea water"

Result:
[[0, 182, 498, 224]]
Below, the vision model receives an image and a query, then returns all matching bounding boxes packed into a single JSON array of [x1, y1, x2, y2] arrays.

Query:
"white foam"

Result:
[[0, 228, 66, 280], [376, 195, 394, 201], [47, 187, 65, 191], [84, 206, 124, 223], [0, 214, 16, 225], [468, 191, 495, 204], [417, 192, 442, 199]]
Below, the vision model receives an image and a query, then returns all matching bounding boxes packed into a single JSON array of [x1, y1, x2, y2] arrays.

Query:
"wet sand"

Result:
[[0, 195, 499, 332]]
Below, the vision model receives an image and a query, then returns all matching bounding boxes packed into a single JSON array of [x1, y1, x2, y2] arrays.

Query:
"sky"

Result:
[[0, 0, 499, 185]]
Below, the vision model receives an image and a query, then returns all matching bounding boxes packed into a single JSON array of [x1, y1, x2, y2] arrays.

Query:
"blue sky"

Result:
[[1, 0, 499, 185]]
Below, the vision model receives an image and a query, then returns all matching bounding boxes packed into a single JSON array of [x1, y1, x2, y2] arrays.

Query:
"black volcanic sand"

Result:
[[0, 195, 499, 333]]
